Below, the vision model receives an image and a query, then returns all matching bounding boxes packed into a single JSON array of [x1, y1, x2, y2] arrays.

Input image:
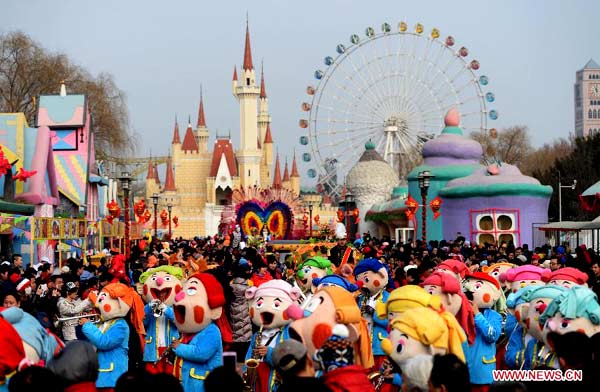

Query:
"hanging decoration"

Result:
[[429, 196, 442, 220], [160, 209, 169, 227], [134, 199, 147, 223], [336, 209, 345, 223], [106, 200, 121, 220], [12, 168, 37, 182], [172, 216, 179, 228], [352, 208, 359, 223], [143, 210, 152, 224], [405, 194, 419, 218], [314, 214, 320, 225], [0, 147, 11, 177]]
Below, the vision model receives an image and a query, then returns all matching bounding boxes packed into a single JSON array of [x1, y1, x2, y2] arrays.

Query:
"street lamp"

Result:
[[151, 193, 159, 238], [558, 171, 577, 222], [308, 202, 314, 238], [167, 202, 173, 238], [344, 190, 355, 241], [118, 172, 131, 261], [417, 170, 435, 243]]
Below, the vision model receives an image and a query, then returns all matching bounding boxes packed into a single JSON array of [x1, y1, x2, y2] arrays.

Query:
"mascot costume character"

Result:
[[463, 272, 502, 391], [296, 256, 333, 296], [171, 273, 229, 392], [0, 314, 26, 392], [548, 267, 588, 288], [139, 265, 184, 373], [244, 280, 302, 392], [287, 285, 374, 369], [83, 283, 145, 390]]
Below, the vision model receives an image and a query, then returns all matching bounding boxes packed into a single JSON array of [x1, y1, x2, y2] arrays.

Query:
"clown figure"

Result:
[[435, 259, 469, 283], [548, 267, 588, 288], [463, 272, 503, 390], [539, 285, 600, 366], [82, 283, 146, 390], [504, 286, 537, 370], [171, 273, 228, 392], [296, 256, 333, 296], [381, 306, 466, 367], [519, 285, 567, 369], [139, 265, 183, 373], [287, 285, 374, 369], [244, 280, 302, 392]]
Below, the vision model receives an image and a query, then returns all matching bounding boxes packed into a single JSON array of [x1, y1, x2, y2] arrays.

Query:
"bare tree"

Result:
[[520, 137, 573, 176], [0, 31, 133, 158], [470, 125, 532, 167]]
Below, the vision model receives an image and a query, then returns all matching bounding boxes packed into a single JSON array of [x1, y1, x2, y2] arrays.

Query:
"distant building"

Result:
[[574, 59, 600, 138]]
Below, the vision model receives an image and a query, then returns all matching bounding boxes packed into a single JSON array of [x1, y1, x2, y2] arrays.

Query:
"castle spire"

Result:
[[197, 86, 207, 128], [264, 123, 273, 144], [172, 115, 181, 144], [163, 156, 176, 192], [272, 153, 282, 189], [232, 65, 238, 81], [282, 159, 290, 182], [181, 116, 199, 152], [260, 61, 267, 99], [146, 158, 156, 180], [243, 18, 254, 71], [291, 152, 300, 177]]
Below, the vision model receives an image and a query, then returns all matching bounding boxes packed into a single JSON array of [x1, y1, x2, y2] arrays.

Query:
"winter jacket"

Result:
[[230, 277, 252, 342], [57, 297, 92, 341], [142, 303, 179, 362], [465, 309, 502, 385], [320, 365, 376, 392]]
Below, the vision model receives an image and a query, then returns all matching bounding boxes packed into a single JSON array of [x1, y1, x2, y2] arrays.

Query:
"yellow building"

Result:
[[145, 23, 300, 238]]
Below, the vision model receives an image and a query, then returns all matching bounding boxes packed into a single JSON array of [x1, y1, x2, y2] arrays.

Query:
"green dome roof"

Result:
[[365, 140, 376, 150]]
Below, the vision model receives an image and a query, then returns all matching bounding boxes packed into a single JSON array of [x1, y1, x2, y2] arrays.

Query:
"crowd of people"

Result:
[[1, 229, 600, 392]]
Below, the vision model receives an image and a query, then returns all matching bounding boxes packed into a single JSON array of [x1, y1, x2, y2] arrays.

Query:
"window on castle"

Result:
[[594, 109, 598, 119], [590, 109, 593, 119], [248, 169, 251, 177], [246, 78, 250, 86]]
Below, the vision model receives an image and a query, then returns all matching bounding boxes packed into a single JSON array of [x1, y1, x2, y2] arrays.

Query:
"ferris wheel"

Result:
[[298, 21, 498, 198]]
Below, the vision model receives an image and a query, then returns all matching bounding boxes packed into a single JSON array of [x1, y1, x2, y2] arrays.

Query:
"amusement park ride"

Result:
[[298, 20, 498, 202]]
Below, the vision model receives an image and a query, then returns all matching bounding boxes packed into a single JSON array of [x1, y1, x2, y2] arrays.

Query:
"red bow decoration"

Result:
[[429, 196, 442, 220], [12, 167, 37, 182], [405, 194, 419, 218], [160, 210, 168, 227], [107, 199, 121, 219], [172, 216, 179, 228], [0, 146, 12, 176]]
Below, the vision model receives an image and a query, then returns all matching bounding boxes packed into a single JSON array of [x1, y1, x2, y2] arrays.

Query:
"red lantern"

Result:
[[143, 210, 151, 224], [107, 199, 121, 219], [336, 210, 344, 223], [352, 208, 359, 224], [172, 216, 179, 228], [106, 215, 114, 224], [405, 195, 419, 218], [314, 214, 320, 225], [160, 209, 168, 227], [134, 199, 146, 222], [429, 196, 442, 220]]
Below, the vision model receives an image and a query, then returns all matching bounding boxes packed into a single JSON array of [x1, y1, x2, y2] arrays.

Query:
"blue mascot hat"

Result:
[[312, 274, 359, 292]]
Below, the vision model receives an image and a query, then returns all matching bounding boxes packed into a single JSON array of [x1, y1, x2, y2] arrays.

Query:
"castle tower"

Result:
[[181, 117, 199, 153], [234, 21, 262, 188], [145, 158, 160, 200], [272, 153, 282, 189], [195, 88, 210, 152], [171, 116, 182, 164], [260, 123, 274, 186], [282, 159, 291, 190], [290, 153, 300, 195], [575, 59, 600, 138], [163, 156, 176, 192], [258, 64, 271, 147]]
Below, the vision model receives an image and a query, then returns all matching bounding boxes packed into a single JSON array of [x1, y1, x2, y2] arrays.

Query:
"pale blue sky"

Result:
[[2, 0, 599, 181]]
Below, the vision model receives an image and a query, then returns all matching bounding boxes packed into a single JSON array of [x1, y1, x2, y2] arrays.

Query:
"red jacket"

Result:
[[321, 366, 376, 392], [251, 272, 273, 287]]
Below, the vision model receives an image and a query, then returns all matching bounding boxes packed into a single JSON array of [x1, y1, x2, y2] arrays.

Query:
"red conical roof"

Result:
[[283, 160, 290, 182], [172, 118, 181, 144], [146, 159, 156, 180], [154, 164, 160, 185], [264, 123, 273, 144], [181, 122, 199, 152], [272, 154, 282, 189], [291, 154, 299, 177], [260, 66, 267, 99], [197, 90, 207, 128], [233, 65, 238, 81], [257, 136, 261, 149], [163, 157, 176, 192], [243, 23, 254, 71]]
